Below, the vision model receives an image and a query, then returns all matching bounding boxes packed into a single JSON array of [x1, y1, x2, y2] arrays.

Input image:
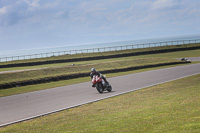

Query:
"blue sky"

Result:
[[0, 0, 200, 51]]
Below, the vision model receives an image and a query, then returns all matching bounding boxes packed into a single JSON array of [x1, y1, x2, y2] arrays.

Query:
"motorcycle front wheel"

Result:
[[96, 83, 104, 93], [106, 85, 112, 92]]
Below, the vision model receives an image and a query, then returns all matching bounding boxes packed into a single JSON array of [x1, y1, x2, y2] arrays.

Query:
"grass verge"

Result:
[[0, 48, 200, 73], [1, 72, 200, 132], [0, 43, 199, 67], [0, 46, 199, 96], [0, 62, 192, 97], [0, 58, 180, 84]]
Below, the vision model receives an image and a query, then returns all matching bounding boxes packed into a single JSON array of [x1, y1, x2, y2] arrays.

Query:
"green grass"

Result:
[[0, 57, 178, 84], [0, 47, 200, 73], [1, 73, 200, 132], [0, 62, 188, 97], [0, 43, 199, 131], [0, 44, 199, 97], [0, 49, 199, 97], [0, 43, 199, 66]]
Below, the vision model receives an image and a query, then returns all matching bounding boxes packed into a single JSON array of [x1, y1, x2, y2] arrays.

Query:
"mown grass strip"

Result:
[[1, 72, 200, 132], [1, 48, 200, 73], [0, 58, 177, 84], [0, 43, 199, 68], [0, 62, 193, 97], [0, 61, 190, 89], [0, 45, 199, 96]]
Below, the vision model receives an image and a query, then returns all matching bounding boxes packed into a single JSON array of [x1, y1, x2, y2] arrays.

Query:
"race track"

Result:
[[0, 63, 200, 127]]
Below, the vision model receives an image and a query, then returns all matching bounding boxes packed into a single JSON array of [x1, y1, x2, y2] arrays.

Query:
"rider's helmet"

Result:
[[91, 68, 96, 74]]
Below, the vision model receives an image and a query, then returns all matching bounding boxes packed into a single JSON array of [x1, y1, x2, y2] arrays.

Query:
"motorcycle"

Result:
[[92, 75, 112, 93]]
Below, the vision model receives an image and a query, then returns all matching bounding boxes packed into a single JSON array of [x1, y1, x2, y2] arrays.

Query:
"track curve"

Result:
[[1, 63, 200, 127]]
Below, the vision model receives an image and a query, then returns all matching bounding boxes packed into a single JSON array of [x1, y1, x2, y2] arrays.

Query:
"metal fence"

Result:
[[0, 39, 200, 62]]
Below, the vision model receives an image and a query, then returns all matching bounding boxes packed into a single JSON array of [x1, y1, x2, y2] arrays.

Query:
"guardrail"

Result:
[[0, 39, 200, 62]]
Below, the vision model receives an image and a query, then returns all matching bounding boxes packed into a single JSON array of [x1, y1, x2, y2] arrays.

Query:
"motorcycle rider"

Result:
[[90, 68, 109, 87]]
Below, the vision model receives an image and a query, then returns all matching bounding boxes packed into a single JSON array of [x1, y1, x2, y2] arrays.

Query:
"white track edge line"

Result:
[[1, 72, 200, 127]]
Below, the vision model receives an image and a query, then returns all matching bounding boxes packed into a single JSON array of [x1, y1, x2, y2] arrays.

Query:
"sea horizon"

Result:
[[1, 34, 200, 59]]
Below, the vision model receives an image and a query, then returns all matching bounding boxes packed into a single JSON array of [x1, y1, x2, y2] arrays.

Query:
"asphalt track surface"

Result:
[[1, 63, 200, 127]]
